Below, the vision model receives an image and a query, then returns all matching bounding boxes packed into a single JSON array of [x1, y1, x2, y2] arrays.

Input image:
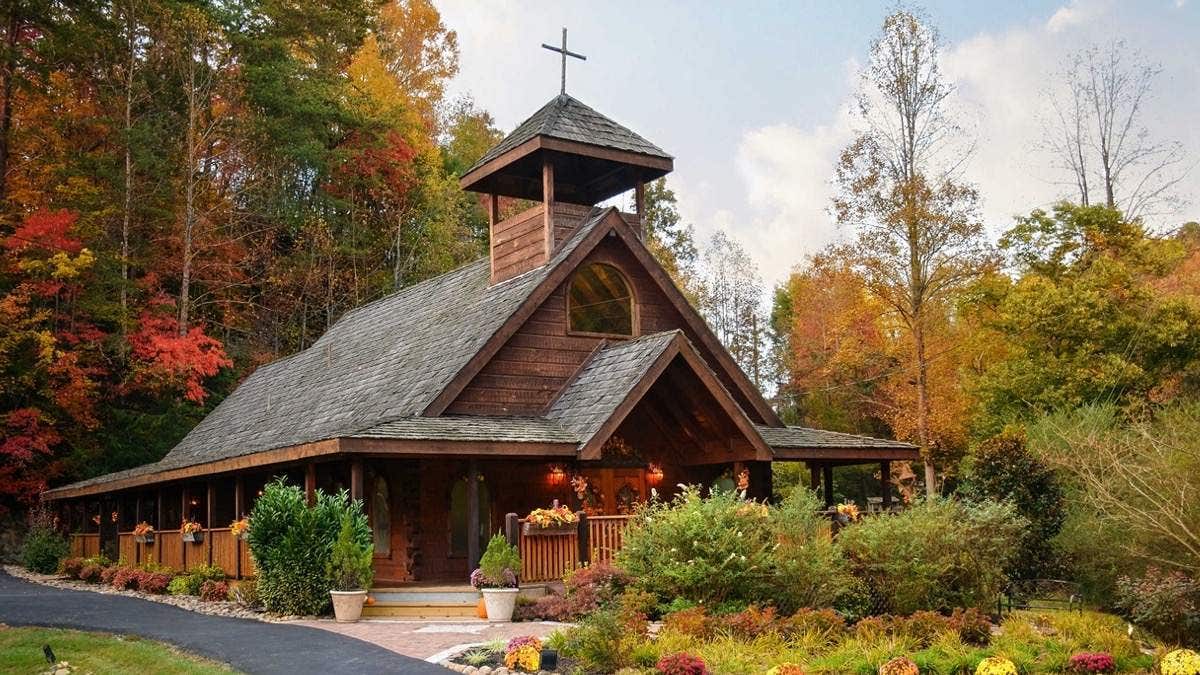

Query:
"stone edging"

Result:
[[0, 565, 307, 623]]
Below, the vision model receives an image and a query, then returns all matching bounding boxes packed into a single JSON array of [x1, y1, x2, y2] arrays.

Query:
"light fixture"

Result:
[[647, 463, 664, 483], [548, 464, 567, 485]]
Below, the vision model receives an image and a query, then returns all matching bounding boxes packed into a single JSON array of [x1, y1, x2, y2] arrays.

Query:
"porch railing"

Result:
[[506, 512, 634, 583], [69, 528, 254, 579]]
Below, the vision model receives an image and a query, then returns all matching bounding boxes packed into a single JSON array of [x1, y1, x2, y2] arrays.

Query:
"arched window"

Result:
[[371, 476, 390, 556], [568, 263, 634, 336]]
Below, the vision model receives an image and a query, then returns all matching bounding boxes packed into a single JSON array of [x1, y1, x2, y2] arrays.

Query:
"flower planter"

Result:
[[522, 522, 576, 536], [330, 590, 367, 623], [134, 534, 155, 545], [481, 587, 519, 622], [182, 532, 203, 544]]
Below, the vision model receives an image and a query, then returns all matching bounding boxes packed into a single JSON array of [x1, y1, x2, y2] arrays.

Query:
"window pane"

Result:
[[372, 477, 390, 555], [569, 264, 633, 335]]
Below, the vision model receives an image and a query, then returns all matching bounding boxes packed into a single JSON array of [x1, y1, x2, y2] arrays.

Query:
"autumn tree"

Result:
[[698, 231, 766, 386], [833, 9, 989, 494], [637, 178, 699, 303], [1043, 41, 1186, 220]]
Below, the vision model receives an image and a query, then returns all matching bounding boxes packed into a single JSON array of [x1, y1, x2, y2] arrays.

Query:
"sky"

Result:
[[435, 0, 1200, 289]]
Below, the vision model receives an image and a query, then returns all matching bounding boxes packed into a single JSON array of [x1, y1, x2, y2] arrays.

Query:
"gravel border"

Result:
[[1, 564, 309, 622]]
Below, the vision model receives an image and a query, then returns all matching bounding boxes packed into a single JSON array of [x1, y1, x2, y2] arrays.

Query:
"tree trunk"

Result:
[[120, 3, 136, 340], [913, 315, 936, 497], [0, 10, 19, 202], [179, 54, 196, 335]]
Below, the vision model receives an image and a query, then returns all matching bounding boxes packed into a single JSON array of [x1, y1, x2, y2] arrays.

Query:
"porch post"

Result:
[[234, 476, 244, 580], [504, 513, 520, 549], [350, 459, 364, 502], [206, 480, 215, 566], [180, 486, 188, 570], [880, 460, 892, 510], [155, 487, 164, 564], [305, 463, 316, 506], [466, 459, 481, 572], [822, 464, 834, 508], [809, 463, 820, 491], [577, 511, 590, 565]]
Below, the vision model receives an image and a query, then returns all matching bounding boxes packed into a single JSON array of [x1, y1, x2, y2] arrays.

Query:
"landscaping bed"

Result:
[[0, 625, 238, 674]]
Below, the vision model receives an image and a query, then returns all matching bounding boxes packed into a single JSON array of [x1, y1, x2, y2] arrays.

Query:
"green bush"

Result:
[[21, 511, 69, 574], [327, 513, 374, 591], [616, 486, 851, 612], [248, 478, 369, 615], [1115, 567, 1200, 646], [473, 533, 520, 587], [167, 564, 227, 596], [960, 428, 1068, 580], [837, 498, 1025, 614]]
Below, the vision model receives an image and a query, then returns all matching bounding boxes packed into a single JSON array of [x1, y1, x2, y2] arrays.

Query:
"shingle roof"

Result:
[[755, 425, 916, 450], [350, 416, 577, 444], [545, 331, 680, 440], [468, 94, 671, 174], [44, 208, 611, 496]]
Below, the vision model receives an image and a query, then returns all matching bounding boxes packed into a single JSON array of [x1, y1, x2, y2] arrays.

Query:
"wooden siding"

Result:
[[588, 516, 631, 566], [491, 204, 546, 283], [239, 541, 256, 578], [552, 202, 593, 247], [210, 529, 238, 577], [518, 520, 579, 583], [118, 533, 136, 564], [450, 238, 748, 417], [69, 534, 99, 558], [158, 530, 183, 570]]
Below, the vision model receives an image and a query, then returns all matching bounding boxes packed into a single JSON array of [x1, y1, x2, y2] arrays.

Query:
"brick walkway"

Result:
[[293, 618, 567, 662]]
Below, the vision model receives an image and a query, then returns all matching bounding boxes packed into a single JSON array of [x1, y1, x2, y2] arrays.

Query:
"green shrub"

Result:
[[617, 486, 851, 612], [473, 533, 520, 587], [837, 498, 1025, 613], [960, 428, 1068, 580], [1115, 567, 1200, 646], [562, 608, 633, 672], [248, 478, 369, 615], [327, 513, 374, 591], [21, 521, 69, 574], [167, 575, 196, 596], [232, 578, 260, 607]]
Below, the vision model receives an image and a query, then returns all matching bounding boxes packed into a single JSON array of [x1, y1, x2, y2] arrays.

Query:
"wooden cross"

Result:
[[542, 27, 586, 95]]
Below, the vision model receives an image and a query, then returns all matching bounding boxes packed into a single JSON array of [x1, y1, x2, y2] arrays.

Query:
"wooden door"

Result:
[[579, 468, 647, 515], [368, 472, 410, 583]]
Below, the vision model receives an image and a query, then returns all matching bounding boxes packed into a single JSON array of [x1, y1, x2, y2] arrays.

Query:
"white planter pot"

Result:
[[481, 587, 519, 622], [330, 590, 367, 623]]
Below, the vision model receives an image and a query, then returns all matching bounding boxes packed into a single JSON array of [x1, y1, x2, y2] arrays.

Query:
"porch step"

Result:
[[362, 602, 481, 618]]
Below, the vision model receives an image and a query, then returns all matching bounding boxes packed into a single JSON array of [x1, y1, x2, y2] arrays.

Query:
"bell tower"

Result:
[[460, 93, 673, 284]]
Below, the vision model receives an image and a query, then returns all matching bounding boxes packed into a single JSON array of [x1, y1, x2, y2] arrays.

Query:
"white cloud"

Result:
[[715, 0, 1199, 290]]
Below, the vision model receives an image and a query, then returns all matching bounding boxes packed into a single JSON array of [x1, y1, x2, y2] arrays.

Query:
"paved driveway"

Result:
[[0, 571, 448, 675]]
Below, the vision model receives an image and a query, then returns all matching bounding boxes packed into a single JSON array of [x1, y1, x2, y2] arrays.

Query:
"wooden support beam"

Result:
[[466, 460, 481, 572], [155, 487, 164, 564], [180, 487, 188, 570], [809, 463, 820, 491], [206, 480, 215, 566], [488, 193, 499, 227], [542, 160, 555, 258], [234, 476, 244, 580], [305, 463, 316, 506], [880, 460, 892, 510], [634, 179, 646, 239], [350, 459, 364, 502], [822, 464, 834, 508]]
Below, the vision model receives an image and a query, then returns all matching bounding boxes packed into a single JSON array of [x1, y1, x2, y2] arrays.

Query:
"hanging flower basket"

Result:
[[134, 534, 155, 545], [181, 520, 204, 543], [133, 522, 155, 544], [522, 521, 576, 536], [182, 531, 204, 543]]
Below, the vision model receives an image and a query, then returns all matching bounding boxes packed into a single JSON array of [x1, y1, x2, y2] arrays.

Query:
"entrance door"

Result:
[[579, 468, 647, 515], [368, 472, 411, 583]]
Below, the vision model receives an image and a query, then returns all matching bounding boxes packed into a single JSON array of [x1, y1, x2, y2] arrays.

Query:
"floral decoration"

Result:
[[181, 520, 203, 535], [132, 522, 155, 536], [111, 510, 119, 523], [1067, 651, 1116, 673], [766, 664, 807, 675], [526, 505, 578, 528], [836, 501, 862, 522], [230, 518, 250, 538], [656, 652, 710, 675], [91, 514, 101, 526], [504, 636, 542, 672], [1161, 649, 1200, 675], [736, 469, 750, 492], [470, 567, 516, 590], [976, 656, 1018, 675]]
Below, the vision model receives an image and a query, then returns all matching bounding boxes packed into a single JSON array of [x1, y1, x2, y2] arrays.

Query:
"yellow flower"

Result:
[[975, 656, 1018, 675], [503, 644, 540, 672], [1161, 649, 1200, 675]]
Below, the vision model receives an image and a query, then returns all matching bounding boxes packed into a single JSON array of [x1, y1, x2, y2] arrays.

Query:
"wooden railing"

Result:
[[68, 533, 99, 558], [508, 513, 633, 583], [587, 515, 632, 565], [73, 528, 254, 579]]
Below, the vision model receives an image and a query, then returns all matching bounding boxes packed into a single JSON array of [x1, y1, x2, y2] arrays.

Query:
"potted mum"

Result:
[[471, 534, 521, 622], [133, 522, 155, 545], [181, 520, 204, 543], [523, 502, 579, 536], [327, 513, 374, 622]]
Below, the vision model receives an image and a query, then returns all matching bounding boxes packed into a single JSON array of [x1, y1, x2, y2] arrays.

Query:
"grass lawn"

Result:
[[0, 626, 238, 674]]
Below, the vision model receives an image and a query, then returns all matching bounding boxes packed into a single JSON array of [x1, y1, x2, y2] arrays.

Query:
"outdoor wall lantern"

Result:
[[646, 463, 664, 483], [548, 464, 567, 485]]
